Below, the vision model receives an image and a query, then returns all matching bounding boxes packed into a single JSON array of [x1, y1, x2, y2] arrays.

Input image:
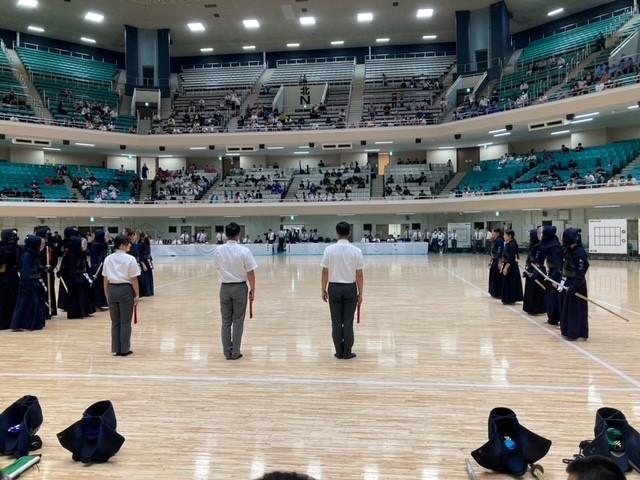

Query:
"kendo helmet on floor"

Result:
[[57, 400, 125, 464], [471, 407, 551, 476], [0, 395, 43, 458]]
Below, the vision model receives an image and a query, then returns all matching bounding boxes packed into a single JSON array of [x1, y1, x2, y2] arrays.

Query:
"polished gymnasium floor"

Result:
[[2, 253, 640, 480]]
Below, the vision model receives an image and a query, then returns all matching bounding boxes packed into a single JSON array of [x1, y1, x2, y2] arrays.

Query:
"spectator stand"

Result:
[[208, 166, 293, 203], [68, 165, 139, 203], [0, 42, 34, 118], [287, 165, 371, 202], [0, 162, 74, 201], [363, 52, 456, 127], [382, 162, 453, 199], [237, 57, 355, 131], [15, 43, 124, 131], [150, 168, 218, 203]]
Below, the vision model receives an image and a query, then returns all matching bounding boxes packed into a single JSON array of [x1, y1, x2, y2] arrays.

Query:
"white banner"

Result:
[[588, 219, 628, 254]]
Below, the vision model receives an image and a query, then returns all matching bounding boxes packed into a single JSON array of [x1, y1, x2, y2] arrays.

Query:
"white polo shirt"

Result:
[[213, 240, 258, 283], [320, 240, 365, 283], [103, 250, 141, 284]]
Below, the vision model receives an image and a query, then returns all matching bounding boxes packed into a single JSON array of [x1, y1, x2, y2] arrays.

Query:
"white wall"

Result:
[[572, 128, 608, 148], [426, 149, 455, 165], [9, 147, 45, 165], [480, 144, 508, 161], [158, 156, 187, 171]]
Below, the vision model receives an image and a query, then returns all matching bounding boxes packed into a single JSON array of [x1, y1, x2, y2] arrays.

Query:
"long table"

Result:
[[152, 244, 274, 257]]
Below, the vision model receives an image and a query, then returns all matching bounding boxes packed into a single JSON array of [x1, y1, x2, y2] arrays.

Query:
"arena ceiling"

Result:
[[2, 0, 623, 57]]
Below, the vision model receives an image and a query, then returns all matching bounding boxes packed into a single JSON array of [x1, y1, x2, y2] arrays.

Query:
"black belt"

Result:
[[223, 281, 246, 285], [110, 283, 131, 285]]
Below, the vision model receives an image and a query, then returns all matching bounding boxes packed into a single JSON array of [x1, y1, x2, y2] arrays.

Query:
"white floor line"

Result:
[[434, 260, 640, 390], [0, 370, 637, 394]]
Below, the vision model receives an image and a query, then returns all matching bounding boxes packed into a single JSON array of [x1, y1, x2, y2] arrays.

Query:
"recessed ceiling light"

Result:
[[189, 147, 206, 150], [298, 145, 309, 149], [628, 105, 639, 110], [422, 35, 437, 40], [569, 118, 594, 125], [80, 37, 96, 44], [243, 45, 256, 50], [417, 8, 434, 18], [75, 142, 95, 147], [17, 0, 38, 8], [488, 128, 506, 134], [331, 40, 344, 45], [84, 11, 104, 23], [300, 16, 315, 26], [243, 19, 260, 29], [494, 132, 511, 137], [594, 205, 621, 208], [374, 141, 393, 144], [28, 26, 44, 33], [548, 8, 564, 16], [364, 149, 380, 152], [438, 146, 455, 149], [266, 146, 284, 150], [43, 147, 60, 151], [550, 130, 570, 135], [477, 142, 493, 146], [200, 47, 213, 53], [376, 38, 390, 43], [358, 12, 373, 22], [574, 112, 599, 119], [294, 151, 309, 154], [287, 43, 300, 48], [188, 22, 205, 32]]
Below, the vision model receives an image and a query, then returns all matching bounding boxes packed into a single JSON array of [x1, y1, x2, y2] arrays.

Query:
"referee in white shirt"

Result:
[[213, 222, 257, 360], [103, 234, 141, 356], [321, 222, 365, 360]]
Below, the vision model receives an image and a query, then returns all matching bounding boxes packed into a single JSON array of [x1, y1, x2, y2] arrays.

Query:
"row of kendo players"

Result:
[[488, 226, 589, 341], [0, 226, 155, 331]]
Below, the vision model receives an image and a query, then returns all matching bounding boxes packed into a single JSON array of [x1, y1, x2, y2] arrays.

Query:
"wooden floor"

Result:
[[3, 254, 640, 479]]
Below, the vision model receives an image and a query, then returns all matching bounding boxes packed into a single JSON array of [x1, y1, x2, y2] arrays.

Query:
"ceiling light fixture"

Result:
[[28, 26, 44, 33], [80, 37, 96, 44], [84, 12, 104, 23], [75, 142, 95, 147], [477, 142, 493, 146], [299, 16, 316, 26], [548, 8, 564, 16], [242, 45, 256, 50], [422, 35, 437, 40], [627, 105, 639, 110], [550, 130, 570, 135], [358, 12, 373, 22], [438, 146, 455, 149], [42, 147, 60, 151], [416, 8, 434, 18], [287, 43, 300, 48], [488, 128, 506, 134], [594, 205, 621, 209], [266, 146, 284, 150], [494, 132, 511, 137], [574, 112, 599, 119], [331, 40, 344, 45], [200, 47, 213, 53], [569, 118, 594, 125], [294, 151, 309, 154], [374, 141, 393, 144], [17, 0, 38, 8], [376, 38, 390, 43], [243, 19, 260, 29], [188, 22, 205, 32], [364, 149, 380, 152]]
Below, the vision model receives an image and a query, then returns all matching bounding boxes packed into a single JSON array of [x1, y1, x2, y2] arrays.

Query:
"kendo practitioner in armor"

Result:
[[540, 226, 563, 326], [560, 228, 589, 340], [90, 229, 110, 310], [57, 226, 80, 312], [59, 236, 95, 319], [137, 231, 154, 297], [488, 228, 504, 298], [0, 229, 22, 330], [522, 228, 547, 315], [10, 235, 47, 331], [501, 229, 524, 305], [35, 226, 58, 319]]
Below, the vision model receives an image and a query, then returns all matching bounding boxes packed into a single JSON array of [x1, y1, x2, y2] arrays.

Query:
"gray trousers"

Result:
[[220, 282, 248, 359], [328, 282, 358, 358], [107, 283, 134, 354]]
